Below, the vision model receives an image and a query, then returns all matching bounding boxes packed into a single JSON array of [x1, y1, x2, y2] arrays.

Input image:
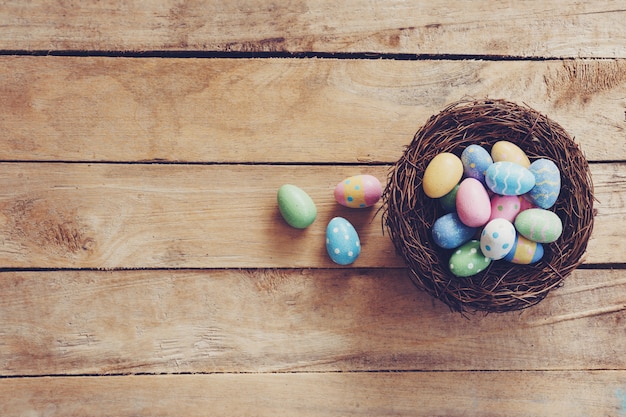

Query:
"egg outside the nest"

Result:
[[277, 184, 317, 229], [326, 217, 361, 265], [334, 174, 382, 208]]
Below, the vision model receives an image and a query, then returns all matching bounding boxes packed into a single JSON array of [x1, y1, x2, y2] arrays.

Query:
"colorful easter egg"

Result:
[[423, 153, 463, 198], [277, 184, 317, 229], [489, 195, 522, 223], [461, 144, 493, 183], [456, 178, 491, 227], [503, 235, 544, 264], [326, 217, 361, 265], [439, 184, 460, 212], [514, 208, 563, 243], [485, 161, 535, 196], [334, 174, 382, 208], [491, 140, 530, 168], [432, 213, 478, 249], [480, 219, 516, 260], [525, 159, 561, 209], [449, 240, 491, 277]]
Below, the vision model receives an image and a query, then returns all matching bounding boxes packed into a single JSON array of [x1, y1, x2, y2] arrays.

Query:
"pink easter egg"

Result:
[[456, 178, 491, 227], [489, 195, 522, 223]]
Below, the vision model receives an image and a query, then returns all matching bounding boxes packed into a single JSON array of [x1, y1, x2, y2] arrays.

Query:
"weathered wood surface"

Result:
[[0, 269, 624, 376], [2, 372, 625, 417], [2, 57, 625, 163], [1, 1, 625, 58], [0, 163, 621, 268]]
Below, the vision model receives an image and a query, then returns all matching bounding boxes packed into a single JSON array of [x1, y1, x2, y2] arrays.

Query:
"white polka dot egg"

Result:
[[326, 217, 361, 265], [480, 218, 516, 260]]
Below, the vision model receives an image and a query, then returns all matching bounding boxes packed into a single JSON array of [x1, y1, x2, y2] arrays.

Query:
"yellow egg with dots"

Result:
[[422, 153, 463, 198]]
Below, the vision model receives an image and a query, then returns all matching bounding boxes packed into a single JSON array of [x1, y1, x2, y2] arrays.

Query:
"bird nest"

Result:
[[382, 98, 594, 313]]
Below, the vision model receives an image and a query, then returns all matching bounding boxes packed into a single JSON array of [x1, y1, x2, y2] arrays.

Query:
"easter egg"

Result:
[[514, 208, 563, 243], [432, 213, 478, 249], [461, 144, 493, 183], [334, 174, 382, 208], [439, 184, 460, 212], [326, 217, 361, 265], [480, 219, 516, 260], [503, 235, 544, 264], [491, 140, 530, 168], [423, 153, 463, 198], [449, 240, 491, 277], [456, 178, 491, 227], [485, 161, 535, 196], [489, 195, 522, 223], [277, 184, 317, 229], [525, 159, 561, 209]]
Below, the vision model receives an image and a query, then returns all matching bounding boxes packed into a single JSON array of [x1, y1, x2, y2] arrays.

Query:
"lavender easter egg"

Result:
[[449, 240, 491, 277], [432, 213, 478, 249], [334, 174, 382, 208], [485, 162, 535, 196], [514, 208, 563, 243], [526, 159, 561, 209], [423, 153, 463, 198], [503, 235, 544, 264], [491, 140, 530, 168], [461, 144, 493, 183], [456, 178, 491, 227], [480, 219, 516, 260], [489, 195, 522, 223], [326, 217, 361, 265]]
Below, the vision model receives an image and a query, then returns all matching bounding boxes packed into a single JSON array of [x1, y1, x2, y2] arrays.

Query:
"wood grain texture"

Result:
[[1, 57, 625, 163], [0, 163, 620, 269], [2, 371, 625, 417], [0, 269, 624, 376], [1, 1, 625, 58]]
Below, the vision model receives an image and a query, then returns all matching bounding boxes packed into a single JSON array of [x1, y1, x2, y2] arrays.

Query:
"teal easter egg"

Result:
[[526, 159, 561, 209], [514, 208, 563, 243], [485, 161, 535, 195], [480, 218, 516, 260], [449, 240, 491, 277], [456, 178, 491, 227], [277, 184, 317, 229], [491, 140, 530, 167], [432, 212, 477, 249], [326, 217, 361, 265], [489, 195, 522, 222], [334, 174, 382, 208], [461, 144, 493, 183], [439, 184, 460, 212], [503, 235, 544, 264]]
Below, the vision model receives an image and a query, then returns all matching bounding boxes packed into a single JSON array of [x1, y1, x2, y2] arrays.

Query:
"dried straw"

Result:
[[382, 99, 594, 313]]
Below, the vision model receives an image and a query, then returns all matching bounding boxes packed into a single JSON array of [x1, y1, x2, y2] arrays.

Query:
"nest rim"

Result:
[[382, 98, 595, 313]]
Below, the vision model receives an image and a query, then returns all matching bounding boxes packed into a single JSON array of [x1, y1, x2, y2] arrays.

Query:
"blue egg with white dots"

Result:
[[461, 144, 493, 184], [326, 217, 361, 265], [480, 218, 516, 260]]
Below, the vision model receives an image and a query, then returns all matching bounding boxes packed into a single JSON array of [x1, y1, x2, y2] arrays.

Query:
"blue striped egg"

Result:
[[432, 212, 477, 249], [485, 162, 535, 196], [461, 144, 493, 184], [525, 159, 561, 209]]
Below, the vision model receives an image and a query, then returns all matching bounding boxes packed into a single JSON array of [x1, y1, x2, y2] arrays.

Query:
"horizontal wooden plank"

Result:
[[1, 57, 625, 163], [0, 163, 620, 269], [0, 268, 624, 376], [1, 1, 625, 58], [1, 371, 625, 417]]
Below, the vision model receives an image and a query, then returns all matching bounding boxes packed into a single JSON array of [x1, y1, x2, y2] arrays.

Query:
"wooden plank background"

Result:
[[1, 1, 625, 416]]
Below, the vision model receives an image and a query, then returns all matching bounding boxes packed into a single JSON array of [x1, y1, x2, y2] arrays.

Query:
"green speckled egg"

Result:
[[277, 184, 317, 229], [449, 240, 491, 277]]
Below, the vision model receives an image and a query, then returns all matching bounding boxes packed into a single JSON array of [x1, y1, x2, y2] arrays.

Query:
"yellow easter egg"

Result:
[[491, 141, 530, 168], [423, 153, 463, 198]]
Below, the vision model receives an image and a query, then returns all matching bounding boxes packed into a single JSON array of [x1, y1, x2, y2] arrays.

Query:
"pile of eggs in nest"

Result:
[[277, 174, 383, 265], [424, 140, 562, 277]]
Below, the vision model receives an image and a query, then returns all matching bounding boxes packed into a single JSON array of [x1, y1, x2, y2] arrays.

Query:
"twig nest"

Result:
[[382, 98, 594, 313]]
